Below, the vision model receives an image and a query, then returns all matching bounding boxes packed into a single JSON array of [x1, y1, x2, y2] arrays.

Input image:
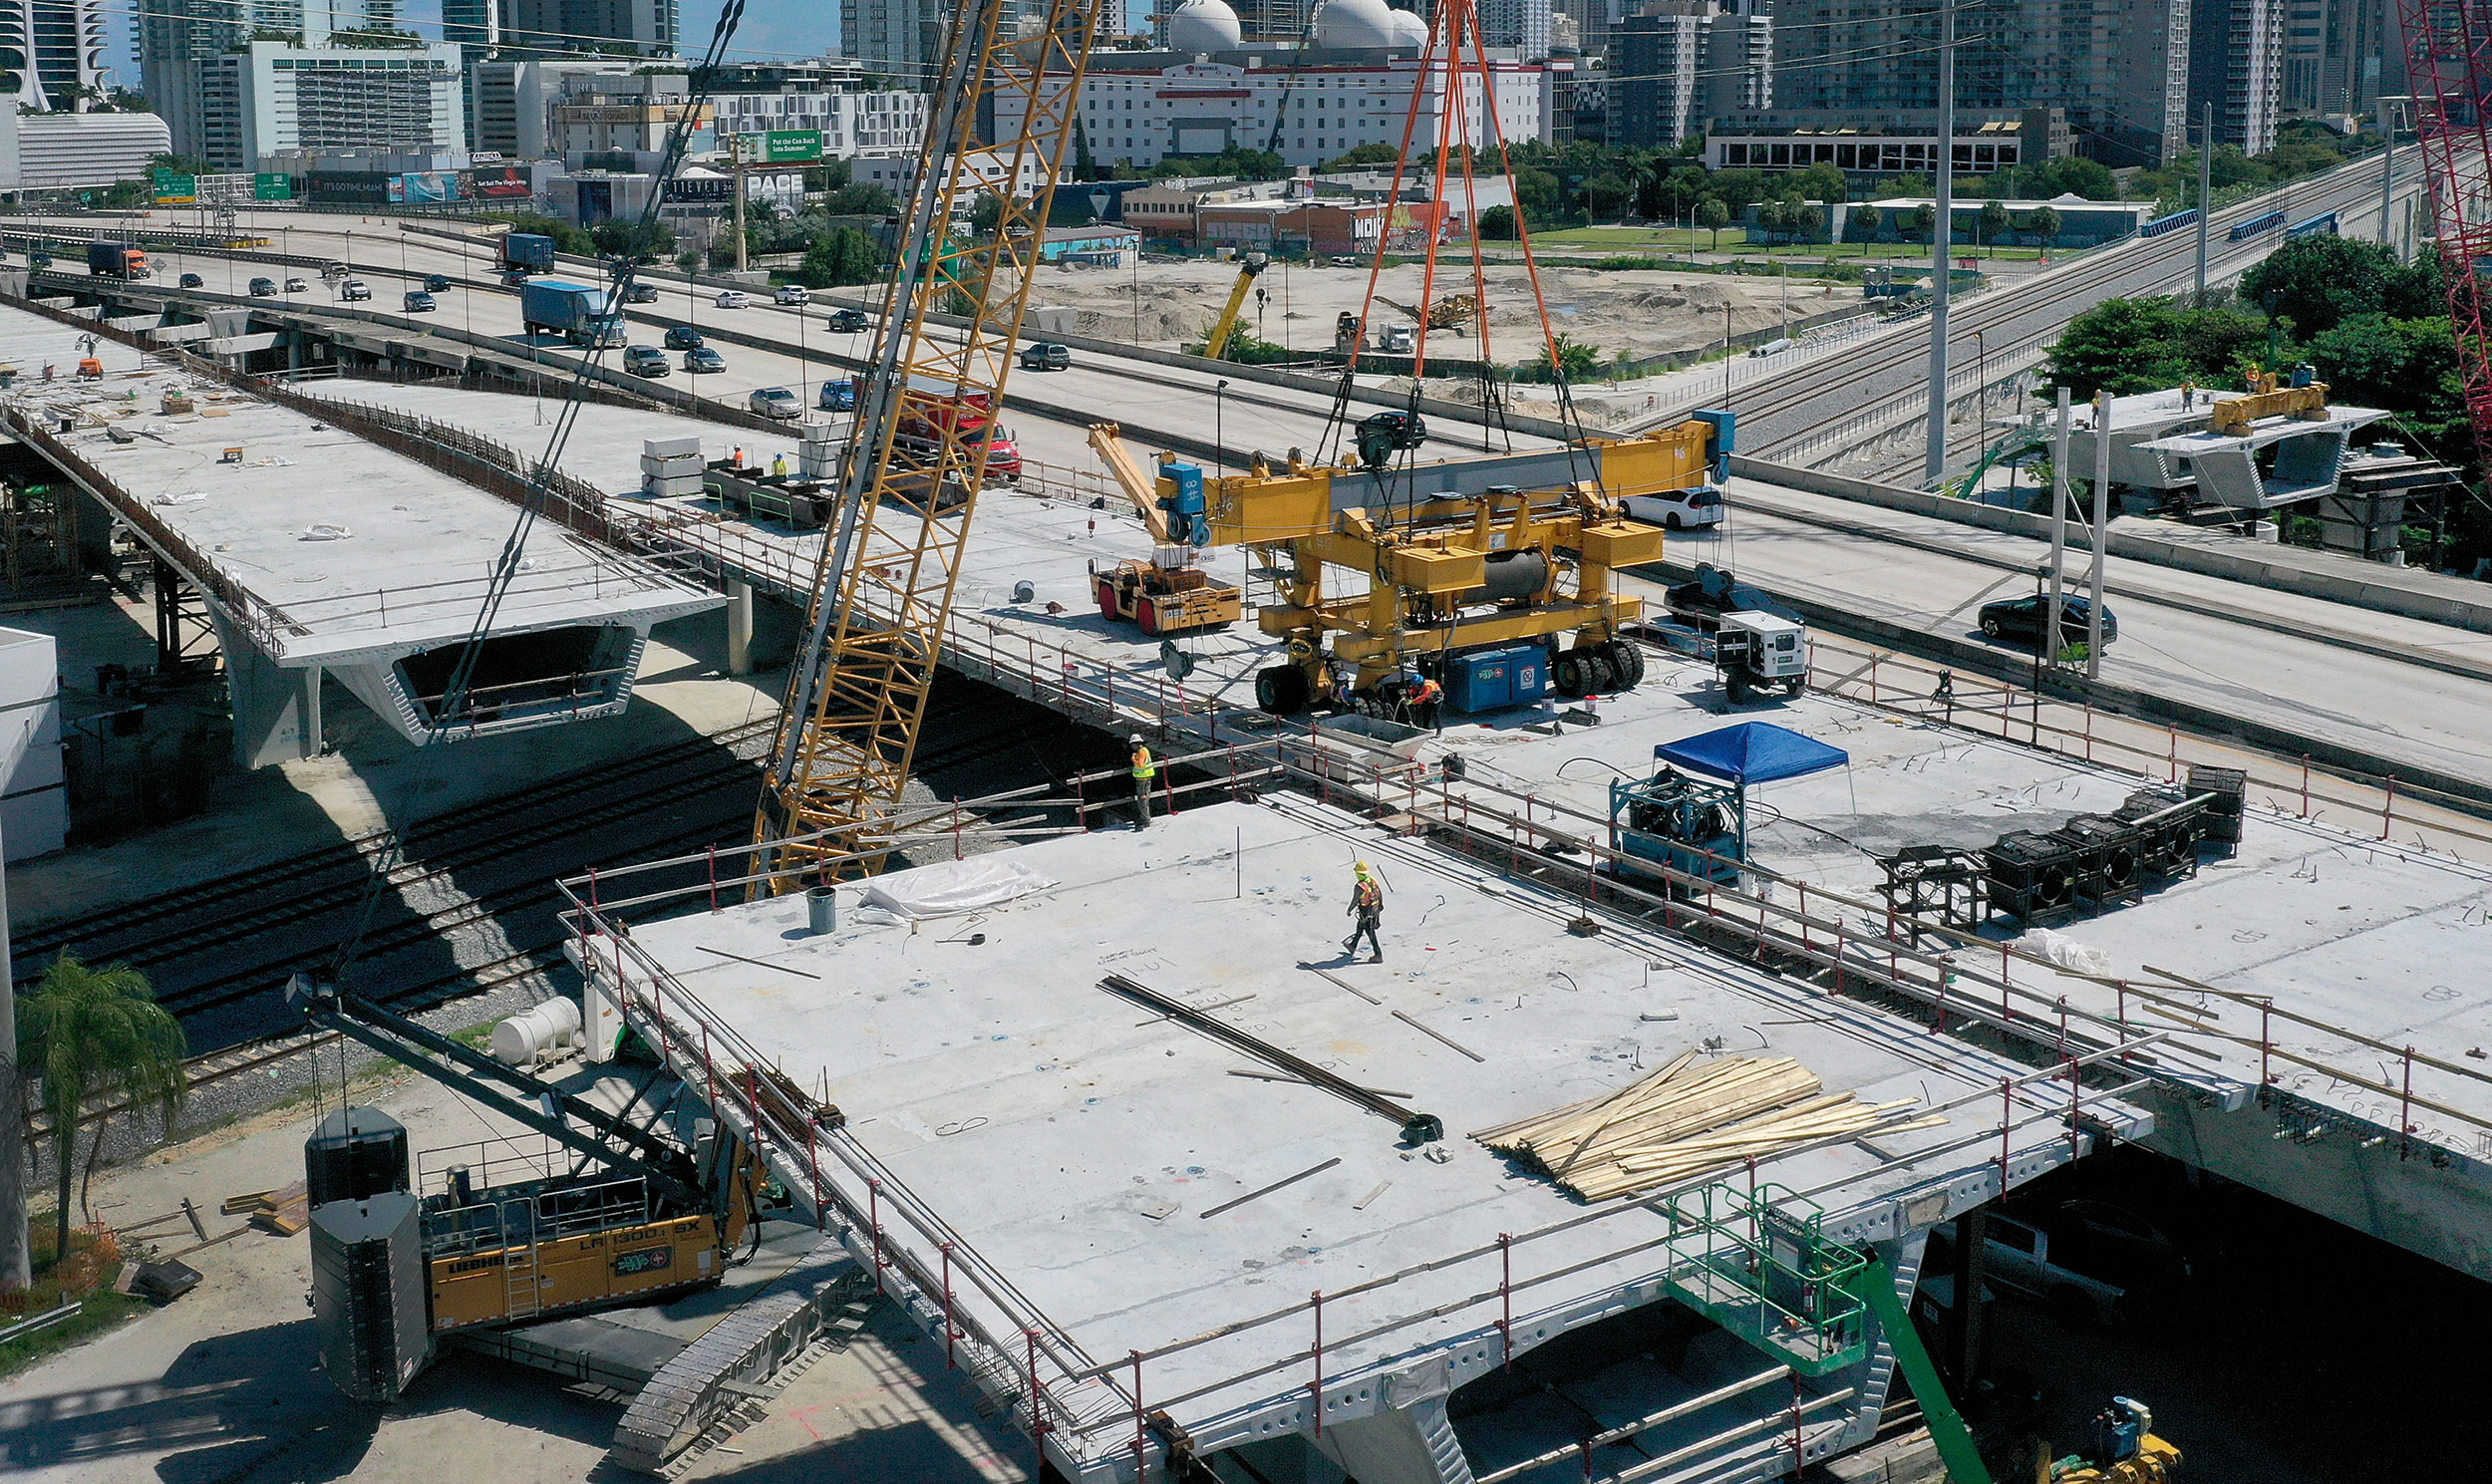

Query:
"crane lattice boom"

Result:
[[757, 0, 1103, 883], [2397, 0, 2492, 466]]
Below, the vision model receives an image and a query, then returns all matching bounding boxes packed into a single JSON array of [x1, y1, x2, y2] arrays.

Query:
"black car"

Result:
[[248, 276, 278, 297], [623, 282, 661, 304], [27, 250, 50, 268], [1019, 342, 1071, 371], [403, 291, 437, 313], [1358, 410, 1427, 449], [623, 345, 670, 377], [178, 273, 204, 289], [663, 325, 704, 350], [827, 308, 872, 333], [1979, 594, 2118, 650], [500, 268, 530, 287]]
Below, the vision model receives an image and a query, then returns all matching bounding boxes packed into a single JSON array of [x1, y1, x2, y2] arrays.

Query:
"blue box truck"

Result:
[[519, 280, 624, 348], [502, 232, 555, 274]]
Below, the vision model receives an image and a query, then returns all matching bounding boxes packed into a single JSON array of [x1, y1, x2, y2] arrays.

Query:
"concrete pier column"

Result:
[[216, 621, 320, 766], [726, 578, 754, 676], [1310, 1394, 1476, 1484]]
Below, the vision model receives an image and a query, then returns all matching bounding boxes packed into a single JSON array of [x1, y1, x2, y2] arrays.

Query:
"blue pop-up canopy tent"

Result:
[[1652, 721, 1850, 784]]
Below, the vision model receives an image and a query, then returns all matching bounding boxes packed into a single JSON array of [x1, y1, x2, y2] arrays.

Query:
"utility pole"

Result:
[[1922, 0, 1955, 483], [0, 810, 23, 1291], [2378, 97, 2398, 261], [732, 133, 750, 275], [2087, 390, 2110, 678], [2194, 103, 2212, 305], [2047, 386, 2069, 674]]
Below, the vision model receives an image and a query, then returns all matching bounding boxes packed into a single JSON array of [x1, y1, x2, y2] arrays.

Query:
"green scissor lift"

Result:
[[1658, 1182, 1993, 1484]]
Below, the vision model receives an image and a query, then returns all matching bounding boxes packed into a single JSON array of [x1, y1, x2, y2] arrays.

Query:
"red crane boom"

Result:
[[2398, 0, 2492, 466]]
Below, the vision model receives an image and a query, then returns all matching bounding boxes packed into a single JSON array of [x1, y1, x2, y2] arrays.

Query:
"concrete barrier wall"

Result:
[[1732, 454, 2492, 636]]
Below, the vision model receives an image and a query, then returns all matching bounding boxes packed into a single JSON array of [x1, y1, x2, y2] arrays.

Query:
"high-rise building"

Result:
[[142, 0, 404, 157], [2279, 0, 2387, 118], [1608, 0, 1766, 149], [1478, 0, 1552, 58], [2189, 0, 2283, 152], [184, 41, 464, 169], [498, 0, 678, 59], [841, 0, 944, 84], [1763, 0, 2191, 166], [442, 0, 496, 51], [0, 0, 109, 110]]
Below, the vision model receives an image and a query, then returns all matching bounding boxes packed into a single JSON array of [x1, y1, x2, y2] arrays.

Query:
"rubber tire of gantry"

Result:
[[1604, 639, 1647, 691], [1584, 651, 1618, 694], [1552, 650, 1588, 698], [1257, 664, 1310, 717]]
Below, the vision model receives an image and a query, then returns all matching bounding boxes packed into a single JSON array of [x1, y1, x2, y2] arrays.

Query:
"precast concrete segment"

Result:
[[0, 300, 717, 760], [605, 801, 2146, 1481]]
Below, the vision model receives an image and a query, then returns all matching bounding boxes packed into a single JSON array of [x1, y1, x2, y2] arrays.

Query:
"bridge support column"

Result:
[[1310, 1393, 1475, 1484], [216, 620, 320, 766], [725, 578, 754, 676]]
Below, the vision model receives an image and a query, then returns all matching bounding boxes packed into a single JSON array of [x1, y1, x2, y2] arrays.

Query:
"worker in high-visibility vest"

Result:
[[772, 451, 788, 478], [1128, 734, 1157, 830], [1343, 862, 1385, 963], [1404, 674, 1444, 732]]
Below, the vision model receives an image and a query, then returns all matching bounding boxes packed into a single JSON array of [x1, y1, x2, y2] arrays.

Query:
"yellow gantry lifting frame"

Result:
[[755, 0, 1103, 883]]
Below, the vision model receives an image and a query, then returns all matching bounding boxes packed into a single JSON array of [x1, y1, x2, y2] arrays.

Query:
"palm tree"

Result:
[[2026, 205, 2063, 254], [1698, 197, 1731, 251], [17, 956, 185, 1263]]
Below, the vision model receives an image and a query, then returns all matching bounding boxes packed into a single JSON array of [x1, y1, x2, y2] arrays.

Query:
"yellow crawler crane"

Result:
[[1091, 416, 1729, 717]]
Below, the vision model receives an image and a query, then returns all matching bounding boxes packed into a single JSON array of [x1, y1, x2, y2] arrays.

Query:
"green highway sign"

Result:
[[152, 168, 196, 204], [253, 172, 293, 201], [738, 129, 822, 163]]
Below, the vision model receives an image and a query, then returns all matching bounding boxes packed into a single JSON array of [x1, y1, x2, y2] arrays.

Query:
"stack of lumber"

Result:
[[223, 1179, 310, 1236], [1472, 1052, 1944, 1202]]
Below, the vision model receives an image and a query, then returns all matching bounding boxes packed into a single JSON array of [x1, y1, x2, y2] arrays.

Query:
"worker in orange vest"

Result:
[[1404, 674, 1444, 731], [1343, 862, 1385, 963]]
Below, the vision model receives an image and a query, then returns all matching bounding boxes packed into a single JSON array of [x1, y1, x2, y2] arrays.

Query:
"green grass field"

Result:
[[1528, 225, 2057, 264]]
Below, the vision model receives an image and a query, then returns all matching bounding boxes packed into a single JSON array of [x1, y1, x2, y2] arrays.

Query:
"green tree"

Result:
[[1790, 160, 1847, 205], [825, 182, 898, 216], [1907, 202, 1939, 244], [799, 225, 884, 287], [1707, 167, 1771, 212], [1844, 204, 1883, 247], [1541, 332, 1602, 382], [591, 217, 677, 261], [1320, 143, 1400, 171], [18, 956, 185, 1261], [2240, 235, 2443, 339], [1978, 199, 2012, 255], [1478, 204, 1518, 240], [2040, 155, 2115, 200], [2042, 297, 2269, 399], [1513, 166, 1560, 218], [2025, 205, 2062, 250], [1697, 196, 1731, 250], [969, 191, 1005, 238], [2303, 314, 2484, 566], [1755, 197, 1792, 241], [488, 210, 592, 255]]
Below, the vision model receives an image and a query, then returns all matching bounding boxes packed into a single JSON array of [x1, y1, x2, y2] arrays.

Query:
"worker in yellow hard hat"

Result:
[[1128, 734, 1157, 830], [1343, 862, 1385, 964]]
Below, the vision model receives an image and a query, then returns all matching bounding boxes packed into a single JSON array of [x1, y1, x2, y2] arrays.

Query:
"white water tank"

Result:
[[1167, 0, 1243, 52], [491, 998, 583, 1066], [1387, 6, 1429, 46], [1316, 0, 1398, 48]]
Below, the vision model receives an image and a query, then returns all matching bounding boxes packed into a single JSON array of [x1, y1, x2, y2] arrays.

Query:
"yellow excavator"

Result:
[[1090, 413, 1734, 718], [1086, 425, 1245, 636], [1201, 251, 1270, 360]]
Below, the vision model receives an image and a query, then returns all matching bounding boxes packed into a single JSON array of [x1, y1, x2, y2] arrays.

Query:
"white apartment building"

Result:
[[187, 42, 464, 171], [851, 146, 1055, 199], [711, 89, 927, 156]]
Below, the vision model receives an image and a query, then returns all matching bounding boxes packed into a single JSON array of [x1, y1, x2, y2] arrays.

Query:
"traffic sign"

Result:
[[737, 129, 823, 163], [253, 172, 293, 201], [152, 168, 196, 204]]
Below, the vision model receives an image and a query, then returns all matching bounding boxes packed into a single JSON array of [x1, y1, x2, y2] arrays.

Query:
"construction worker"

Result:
[[1404, 674, 1444, 732], [1128, 734, 1157, 829], [1343, 863, 1385, 963], [771, 451, 788, 478]]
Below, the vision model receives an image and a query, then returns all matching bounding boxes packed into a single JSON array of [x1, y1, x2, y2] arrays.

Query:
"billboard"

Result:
[[152, 168, 195, 204], [466, 164, 531, 200], [308, 171, 392, 205], [736, 129, 822, 163], [386, 171, 467, 204]]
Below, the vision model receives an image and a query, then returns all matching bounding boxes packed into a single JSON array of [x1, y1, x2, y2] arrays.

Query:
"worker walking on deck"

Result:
[[1129, 734, 1157, 829], [1343, 862, 1385, 963]]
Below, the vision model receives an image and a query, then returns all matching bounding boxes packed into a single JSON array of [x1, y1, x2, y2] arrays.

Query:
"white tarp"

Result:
[[859, 856, 1055, 920], [2015, 927, 2114, 978]]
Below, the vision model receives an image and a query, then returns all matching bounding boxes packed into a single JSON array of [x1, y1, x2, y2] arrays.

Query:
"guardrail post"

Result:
[[868, 1178, 884, 1284], [2400, 1046, 2415, 1159], [2381, 776, 2396, 840], [1310, 1289, 1325, 1438], [1027, 1328, 1053, 1455], [1499, 1232, 1514, 1370], [1998, 1078, 2013, 1194], [2301, 755, 2312, 816], [941, 1241, 957, 1368], [1132, 1350, 1149, 1483]]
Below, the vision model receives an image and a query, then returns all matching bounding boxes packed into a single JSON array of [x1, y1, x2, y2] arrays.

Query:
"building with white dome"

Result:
[[999, 14, 1546, 173], [1166, 0, 1245, 54]]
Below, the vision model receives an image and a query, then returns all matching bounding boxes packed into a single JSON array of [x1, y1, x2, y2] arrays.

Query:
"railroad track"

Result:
[[1707, 155, 2417, 455]]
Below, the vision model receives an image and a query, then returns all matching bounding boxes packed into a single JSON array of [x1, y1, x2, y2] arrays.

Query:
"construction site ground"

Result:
[[1033, 255, 1823, 365], [0, 1058, 1032, 1484]]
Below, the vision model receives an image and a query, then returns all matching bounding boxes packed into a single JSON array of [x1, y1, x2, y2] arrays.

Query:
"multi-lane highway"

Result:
[[14, 176, 2492, 804]]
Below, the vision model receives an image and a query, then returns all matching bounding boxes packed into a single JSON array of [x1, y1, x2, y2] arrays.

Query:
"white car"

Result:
[[714, 289, 750, 309], [773, 285, 809, 305], [1620, 485, 1726, 531]]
